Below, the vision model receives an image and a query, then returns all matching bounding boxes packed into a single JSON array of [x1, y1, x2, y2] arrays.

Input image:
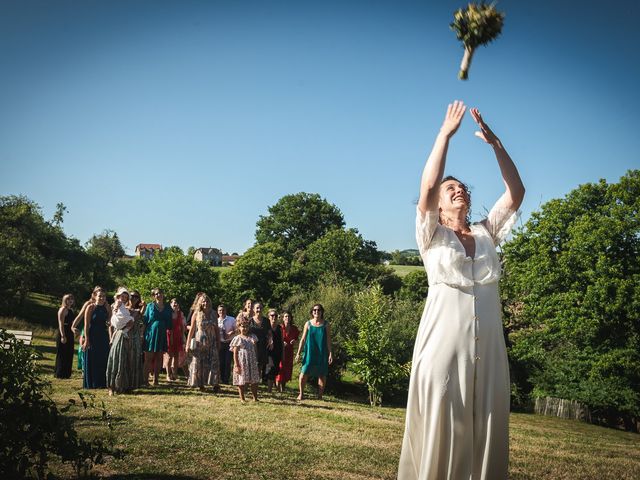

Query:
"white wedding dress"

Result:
[[397, 199, 518, 480]]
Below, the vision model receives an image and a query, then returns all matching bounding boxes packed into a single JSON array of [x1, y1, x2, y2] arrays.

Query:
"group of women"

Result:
[[53, 101, 522, 478], [54, 288, 333, 401]]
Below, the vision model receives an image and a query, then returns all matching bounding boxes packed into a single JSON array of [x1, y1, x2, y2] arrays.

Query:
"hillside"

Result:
[[7, 326, 639, 480]]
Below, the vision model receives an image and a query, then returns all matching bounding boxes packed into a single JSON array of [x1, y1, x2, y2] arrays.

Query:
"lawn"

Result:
[[7, 325, 639, 480], [389, 265, 423, 277]]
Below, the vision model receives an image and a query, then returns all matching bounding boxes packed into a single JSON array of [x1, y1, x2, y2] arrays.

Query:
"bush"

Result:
[[346, 285, 408, 406], [0, 329, 117, 478]]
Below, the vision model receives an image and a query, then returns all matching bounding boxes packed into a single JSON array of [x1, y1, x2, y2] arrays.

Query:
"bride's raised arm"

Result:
[[471, 107, 525, 212], [418, 100, 467, 215]]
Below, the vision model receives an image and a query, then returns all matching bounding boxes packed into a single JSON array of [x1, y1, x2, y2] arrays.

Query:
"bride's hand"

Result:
[[440, 100, 466, 139], [471, 108, 499, 146]]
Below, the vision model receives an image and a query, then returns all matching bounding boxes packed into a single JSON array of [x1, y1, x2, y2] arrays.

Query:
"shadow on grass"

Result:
[[34, 343, 57, 355]]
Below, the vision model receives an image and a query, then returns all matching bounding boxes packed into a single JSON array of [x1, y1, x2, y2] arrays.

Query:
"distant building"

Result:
[[135, 243, 162, 259], [194, 247, 223, 266], [221, 254, 241, 266]]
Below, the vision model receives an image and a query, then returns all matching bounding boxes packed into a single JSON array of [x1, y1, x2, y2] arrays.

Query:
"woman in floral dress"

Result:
[[185, 293, 221, 392]]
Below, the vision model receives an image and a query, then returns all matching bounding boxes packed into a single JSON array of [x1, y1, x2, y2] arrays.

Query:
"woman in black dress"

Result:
[[266, 308, 282, 392], [54, 293, 76, 378]]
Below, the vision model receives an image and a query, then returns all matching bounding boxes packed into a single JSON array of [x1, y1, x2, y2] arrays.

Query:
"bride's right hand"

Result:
[[439, 100, 466, 139]]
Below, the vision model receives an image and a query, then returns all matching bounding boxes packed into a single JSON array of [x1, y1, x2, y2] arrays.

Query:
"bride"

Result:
[[398, 100, 525, 479]]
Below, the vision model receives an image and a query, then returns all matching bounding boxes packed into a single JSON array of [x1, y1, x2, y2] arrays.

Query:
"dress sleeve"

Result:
[[481, 196, 520, 245], [416, 207, 440, 256], [229, 336, 241, 348], [143, 303, 152, 326]]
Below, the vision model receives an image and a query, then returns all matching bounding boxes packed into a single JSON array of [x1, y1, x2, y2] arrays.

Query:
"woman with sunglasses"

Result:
[[143, 288, 174, 386], [295, 304, 333, 400]]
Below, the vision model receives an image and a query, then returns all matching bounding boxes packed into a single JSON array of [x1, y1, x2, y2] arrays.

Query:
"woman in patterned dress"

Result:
[[185, 293, 221, 392], [230, 319, 260, 402], [106, 287, 135, 395], [127, 290, 145, 390]]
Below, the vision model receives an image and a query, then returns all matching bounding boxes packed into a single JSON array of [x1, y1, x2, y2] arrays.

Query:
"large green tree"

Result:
[[501, 170, 640, 426], [300, 228, 384, 285], [255, 192, 345, 256], [0, 195, 92, 311]]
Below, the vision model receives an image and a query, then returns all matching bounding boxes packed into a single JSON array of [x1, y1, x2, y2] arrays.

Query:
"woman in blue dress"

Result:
[[143, 288, 174, 386], [82, 290, 111, 389], [295, 304, 333, 400]]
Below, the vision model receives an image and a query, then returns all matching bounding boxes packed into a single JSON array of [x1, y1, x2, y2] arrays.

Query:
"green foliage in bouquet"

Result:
[[450, 2, 505, 80]]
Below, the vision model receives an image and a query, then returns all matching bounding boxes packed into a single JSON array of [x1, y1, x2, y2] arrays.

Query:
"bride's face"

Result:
[[439, 180, 469, 215]]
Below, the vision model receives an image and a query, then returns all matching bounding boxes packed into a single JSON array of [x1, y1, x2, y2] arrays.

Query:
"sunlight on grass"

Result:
[[15, 333, 640, 479]]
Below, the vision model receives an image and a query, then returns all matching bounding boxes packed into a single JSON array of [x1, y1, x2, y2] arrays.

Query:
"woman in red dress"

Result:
[[165, 298, 185, 381], [276, 311, 299, 392]]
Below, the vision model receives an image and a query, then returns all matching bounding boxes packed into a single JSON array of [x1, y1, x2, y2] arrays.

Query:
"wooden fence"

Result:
[[534, 396, 592, 423]]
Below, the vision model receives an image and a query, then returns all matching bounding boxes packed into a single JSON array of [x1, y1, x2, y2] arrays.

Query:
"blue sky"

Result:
[[1, 0, 638, 255]]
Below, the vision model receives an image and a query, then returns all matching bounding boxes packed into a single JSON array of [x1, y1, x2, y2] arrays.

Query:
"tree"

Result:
[[0, 195, 92, 312], [255, 193, 345, 256], [85, 230, 126, 292], [52, 202, 67, 227], [397, 270, 429, 303], [125, 249, 221, 308], [300, 228, 385, 286], [450, 2, 505, 80], [346, 285, 407, 406], [219, 242, 292, 311], [501, 170, 640, 427]]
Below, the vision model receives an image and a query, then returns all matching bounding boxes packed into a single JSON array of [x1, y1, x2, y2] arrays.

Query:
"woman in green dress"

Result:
[[143, 288, 174, 386], [295, 303, 333, 400]]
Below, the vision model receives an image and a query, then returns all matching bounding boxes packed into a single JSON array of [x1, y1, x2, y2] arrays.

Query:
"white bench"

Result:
[[3, 329, 34, 348]]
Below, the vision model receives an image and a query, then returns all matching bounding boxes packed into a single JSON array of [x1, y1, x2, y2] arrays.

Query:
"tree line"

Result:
[[1, 171, 638, 428]]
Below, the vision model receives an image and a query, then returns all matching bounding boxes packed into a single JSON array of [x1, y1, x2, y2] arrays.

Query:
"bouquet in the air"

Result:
[[450, 2, 505, 80]]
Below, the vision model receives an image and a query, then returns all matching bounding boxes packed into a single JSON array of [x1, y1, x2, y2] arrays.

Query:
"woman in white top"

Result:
[[106, 287, 135, 395], [398, 101, 525, 480]]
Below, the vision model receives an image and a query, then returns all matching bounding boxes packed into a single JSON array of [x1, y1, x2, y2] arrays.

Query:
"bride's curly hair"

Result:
[[439, 175, 472, 227]]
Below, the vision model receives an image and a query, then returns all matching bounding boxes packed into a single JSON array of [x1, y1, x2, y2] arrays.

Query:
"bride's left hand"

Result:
[[471, 108, 499, 146]]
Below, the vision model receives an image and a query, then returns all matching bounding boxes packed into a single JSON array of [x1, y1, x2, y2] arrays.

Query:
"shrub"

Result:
[[0, 329, 116, 478], [346, 285, 408, 406]]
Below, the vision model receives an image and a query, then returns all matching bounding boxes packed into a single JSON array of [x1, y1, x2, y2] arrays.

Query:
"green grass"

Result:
[[14, 330, 640, 480], [212, 266, 231, 273], [389, 265, 423, 277]]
